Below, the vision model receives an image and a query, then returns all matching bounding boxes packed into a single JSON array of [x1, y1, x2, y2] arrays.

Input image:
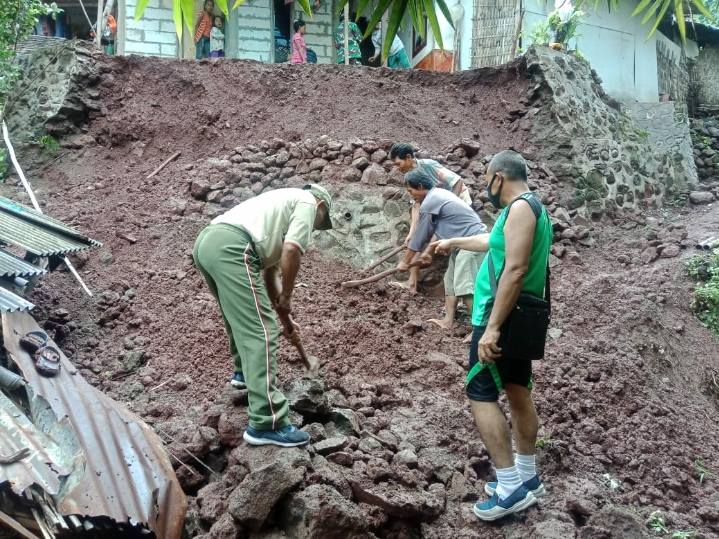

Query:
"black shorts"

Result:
[[466, 325, 534, 402]]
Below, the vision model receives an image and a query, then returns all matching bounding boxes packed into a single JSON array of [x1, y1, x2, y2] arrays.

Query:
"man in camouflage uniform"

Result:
[[333, 12, 363, 65]]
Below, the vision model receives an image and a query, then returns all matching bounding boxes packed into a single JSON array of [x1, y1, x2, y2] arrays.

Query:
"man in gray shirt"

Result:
[[396, 169, 487, 337]]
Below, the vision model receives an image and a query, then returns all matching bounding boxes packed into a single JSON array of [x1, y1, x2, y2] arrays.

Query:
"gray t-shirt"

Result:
[[408, 188, 487, 252]]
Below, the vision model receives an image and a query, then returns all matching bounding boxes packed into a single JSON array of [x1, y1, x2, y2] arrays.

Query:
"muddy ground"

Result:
[[6, 54, 719, 538]]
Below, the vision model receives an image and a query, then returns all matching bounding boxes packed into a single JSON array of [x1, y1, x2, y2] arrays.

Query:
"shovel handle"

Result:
[[365, 245, 406, 272], [341, 260, 424, 289], [279, 314, 312, 370]]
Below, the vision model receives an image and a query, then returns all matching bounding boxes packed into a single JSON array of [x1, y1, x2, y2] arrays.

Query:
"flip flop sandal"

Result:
[[34, 345, 62, 377], [20, 330, 48, 354]]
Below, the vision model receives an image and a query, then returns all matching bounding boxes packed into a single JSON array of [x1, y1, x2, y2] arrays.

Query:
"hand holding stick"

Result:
[[279, 314, 319, 376], [341, 260, 424, 289]]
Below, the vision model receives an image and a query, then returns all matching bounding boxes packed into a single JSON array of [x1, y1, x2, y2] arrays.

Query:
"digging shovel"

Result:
[[279, 314, 320, 378]]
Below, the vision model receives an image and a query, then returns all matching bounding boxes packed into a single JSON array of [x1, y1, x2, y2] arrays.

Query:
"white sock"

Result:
[[515, 453, 536, 483], [495, 466, 522, 499]]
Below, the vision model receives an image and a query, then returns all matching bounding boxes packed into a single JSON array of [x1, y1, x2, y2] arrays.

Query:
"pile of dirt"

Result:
[[5, 51, 719, 539]]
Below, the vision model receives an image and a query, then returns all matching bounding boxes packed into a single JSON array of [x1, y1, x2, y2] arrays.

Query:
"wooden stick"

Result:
[[0, 509, 39, 539], [146, 151, 181, 179], [278, 313, 312, 371], [365, 245, 405, 272], [341, 260, 423, 288]]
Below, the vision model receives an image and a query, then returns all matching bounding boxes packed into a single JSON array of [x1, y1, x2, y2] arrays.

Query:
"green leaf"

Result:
[[181, 0, 195, 34], [334, 0, 349, 16], [645, 0, 671, 39], [408, 0, 420, 34], [630, 0, 654, 17], [435, 0, 455, 30], [413, 0, 425, 39], [134, 0, 151, 22], [640, 0, 664, 25], [364, 0, 394, 40], [355, 0, 372, 22], [296, 0, 313, 17], [675, 0, 686, 41], [232, 0, 245, 8], [215, 0, 229, 19], [383, 0, 408, 60], [173, 0, 183, 39], [690, 0, 715, 20], [423, 0, 444, 51]]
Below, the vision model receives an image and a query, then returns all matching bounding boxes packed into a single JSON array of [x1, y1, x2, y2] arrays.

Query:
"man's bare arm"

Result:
[[432, 234, 490, 254]]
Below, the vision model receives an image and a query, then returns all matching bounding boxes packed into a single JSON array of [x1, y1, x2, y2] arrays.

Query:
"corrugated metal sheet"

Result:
[[0, 250, 46, 278], [16, 35, 69, 56], [0, 198, 102, 256], [0, 198, 101, 244], [2, 312, 186, 539], [0, 287, 34, 313]]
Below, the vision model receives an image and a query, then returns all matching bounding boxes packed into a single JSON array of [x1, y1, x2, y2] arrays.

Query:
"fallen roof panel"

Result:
[[0, 250, 47, 278], [0, 287, 34, 313], [2, 311, 187, 539], [0, 197, 101, 256]]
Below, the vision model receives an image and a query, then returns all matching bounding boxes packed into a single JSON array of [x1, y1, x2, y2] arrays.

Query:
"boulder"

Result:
[[362, 163, 389, 186], [281, 484, 370, 539], [191, 179, 211, 199], [228, 456, 307, 531], [196, 482, 229, 522], [285, 378, 330, 415], [689, 191, 715, 204], [349, 476, 445, 520], [314, 436, 348, 456]]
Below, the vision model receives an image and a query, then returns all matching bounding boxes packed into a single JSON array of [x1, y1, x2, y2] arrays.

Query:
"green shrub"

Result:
[[687, 253, 719, 335]]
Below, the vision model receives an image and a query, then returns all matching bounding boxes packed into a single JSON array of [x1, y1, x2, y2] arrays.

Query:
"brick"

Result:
[[144, 30, 178, 44], [160, 20, 177, 33], [129, 18, 160, 31], [125, 42, 161, 54], [125, 28, 145, 41], [238, 19, 272, 30], [238, 29, 272, 40], [160, 43, 179, 56], [238, 40, 272, 53], [140, 7, 173, 19], [237, 5, 272, 17]]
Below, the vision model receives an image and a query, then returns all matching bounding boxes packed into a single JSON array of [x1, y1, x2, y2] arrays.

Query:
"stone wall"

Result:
[[237, 0, 273, 62], [690, 115, 719, 186], [7, 41, 102, 142], [695, 45, 719, 107], [525, 46, 697, 219], [122, 0, 179, 57]]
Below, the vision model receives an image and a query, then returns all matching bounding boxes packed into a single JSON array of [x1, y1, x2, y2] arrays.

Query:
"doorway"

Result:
[[274, 0, 292, 62]]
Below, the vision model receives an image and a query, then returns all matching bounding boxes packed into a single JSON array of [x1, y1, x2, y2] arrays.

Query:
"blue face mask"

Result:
[[487, 173, 504, 209]]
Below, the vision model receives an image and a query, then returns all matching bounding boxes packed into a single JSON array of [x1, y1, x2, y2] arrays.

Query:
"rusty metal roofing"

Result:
[[16, 35, 68, 56], [0, 250, 46, 278], [2, 311, 186, 539], [0, 287, 34, 313], [0, 197, 102, 256]]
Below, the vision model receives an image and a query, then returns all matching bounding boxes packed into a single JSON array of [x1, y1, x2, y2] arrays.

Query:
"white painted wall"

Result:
[[520, 0, 660, 102]]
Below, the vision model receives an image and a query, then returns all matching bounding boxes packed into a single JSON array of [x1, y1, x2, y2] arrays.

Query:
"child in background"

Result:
[[291, 20, 307, 64], [210, 16, 225, 57], [194, 0, 214, 59]]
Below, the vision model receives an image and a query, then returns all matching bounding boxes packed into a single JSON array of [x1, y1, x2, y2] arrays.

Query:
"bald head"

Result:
[[488, 150, 528, 182]]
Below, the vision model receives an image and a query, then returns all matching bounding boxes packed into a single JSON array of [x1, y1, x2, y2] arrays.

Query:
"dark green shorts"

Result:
[[466, 325, 533, 402]]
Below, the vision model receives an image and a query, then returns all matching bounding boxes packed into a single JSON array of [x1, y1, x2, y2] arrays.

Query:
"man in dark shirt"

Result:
[[396, 169, 487, 333]]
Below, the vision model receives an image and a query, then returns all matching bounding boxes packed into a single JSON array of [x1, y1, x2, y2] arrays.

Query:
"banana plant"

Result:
[[336, 0, 455, 61], [575, 0, 715, 41]]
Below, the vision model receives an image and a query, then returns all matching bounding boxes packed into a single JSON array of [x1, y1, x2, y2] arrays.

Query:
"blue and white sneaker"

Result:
[[243, 424, 310, 447], [473, 485, 537, 521], [230, 372, 246, 388], [485, 474, 546, 498]]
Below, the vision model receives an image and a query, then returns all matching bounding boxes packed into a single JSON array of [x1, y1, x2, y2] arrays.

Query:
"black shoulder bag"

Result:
[[488, 194, 551, 361]]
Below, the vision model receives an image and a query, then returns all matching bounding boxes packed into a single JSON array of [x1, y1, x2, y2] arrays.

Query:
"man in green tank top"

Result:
[[432, 150, 552, 521]]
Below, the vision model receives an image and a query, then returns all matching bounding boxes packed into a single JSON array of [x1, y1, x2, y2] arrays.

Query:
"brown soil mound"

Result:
[[7, 54, 719, 538]]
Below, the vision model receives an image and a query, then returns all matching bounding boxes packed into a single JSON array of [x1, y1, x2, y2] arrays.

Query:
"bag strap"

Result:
[[487, 193, 550, 305]]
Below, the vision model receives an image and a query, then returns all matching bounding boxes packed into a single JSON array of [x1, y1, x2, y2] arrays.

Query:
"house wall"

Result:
[[695, 44, 719, 106], [237, 0, 273, 62], [521, 0, 660, 103], [120, 0, 179, 57]]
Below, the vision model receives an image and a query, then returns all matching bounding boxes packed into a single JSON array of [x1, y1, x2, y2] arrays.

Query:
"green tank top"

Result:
[[472, 193, 552, 327]]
